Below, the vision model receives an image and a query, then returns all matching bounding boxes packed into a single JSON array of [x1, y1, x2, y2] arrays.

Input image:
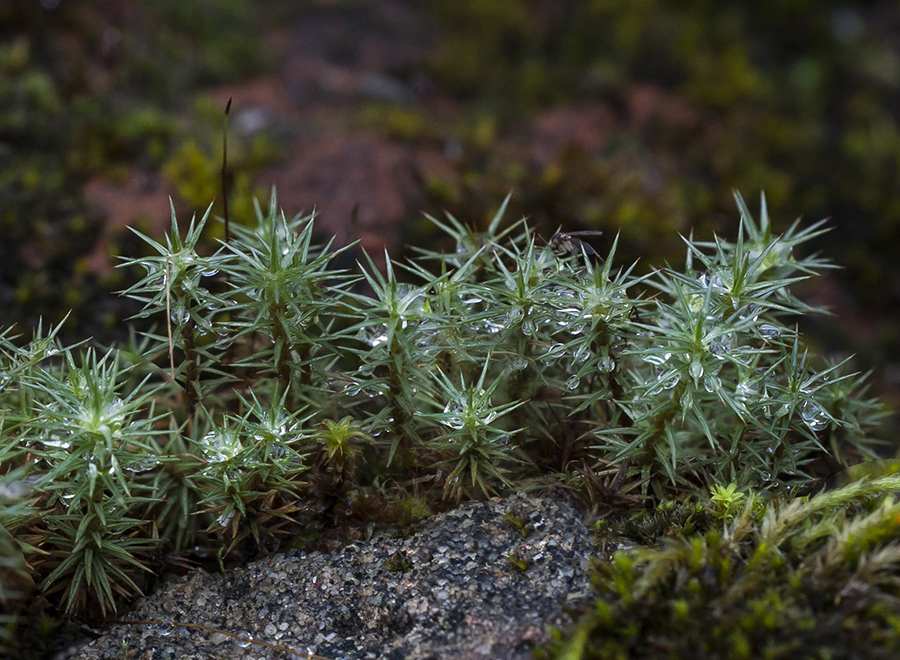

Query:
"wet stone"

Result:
[[74, 492, 593, 660]]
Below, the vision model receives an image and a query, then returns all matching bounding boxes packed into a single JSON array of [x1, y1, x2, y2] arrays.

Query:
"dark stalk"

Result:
[[222, 97, 232, 243]]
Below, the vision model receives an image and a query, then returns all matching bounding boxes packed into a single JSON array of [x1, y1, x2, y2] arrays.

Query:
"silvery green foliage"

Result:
[[0, 190, 885, 617]]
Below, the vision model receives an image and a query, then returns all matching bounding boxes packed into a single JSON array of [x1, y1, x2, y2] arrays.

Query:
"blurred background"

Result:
[[2, 0, 899, 419]]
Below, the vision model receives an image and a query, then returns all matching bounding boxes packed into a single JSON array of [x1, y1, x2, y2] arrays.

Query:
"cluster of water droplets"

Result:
[[440, 391, 496, 430], [124, 455, 162, 475], [442, 400, 468, 430], [342, 379, 384, 399], [708, 331, 735, 356], [643, 353, 680, 394], [201, 428, 245, 463], [415, 320, 442, 351], [41, 429, 72, 450]]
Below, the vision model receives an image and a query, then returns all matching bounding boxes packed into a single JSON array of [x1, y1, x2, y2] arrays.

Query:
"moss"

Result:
[[551, 476, 900, 659], [358, 103, 440, 143], [424, 175, 461, 207]]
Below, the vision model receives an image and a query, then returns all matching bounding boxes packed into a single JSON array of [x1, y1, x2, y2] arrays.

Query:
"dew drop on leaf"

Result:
[[574, 346, 591, 363], [703, 374, 721, 393], [170, 306, 190, 325], [759, 324, 780, 338], [510, 357, 528, 372], [546, 343, 566, 359], [801, 401, 828, 431]]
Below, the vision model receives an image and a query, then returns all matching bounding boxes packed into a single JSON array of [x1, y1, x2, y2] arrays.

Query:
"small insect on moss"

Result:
[[548, 231, 604, 262]]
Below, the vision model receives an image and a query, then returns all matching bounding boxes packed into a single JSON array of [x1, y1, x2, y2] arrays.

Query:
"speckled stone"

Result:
[[75, 492, 593, 660]]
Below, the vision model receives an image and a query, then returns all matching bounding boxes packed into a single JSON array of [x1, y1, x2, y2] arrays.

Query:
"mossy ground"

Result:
[[547, 474, 900, 660]]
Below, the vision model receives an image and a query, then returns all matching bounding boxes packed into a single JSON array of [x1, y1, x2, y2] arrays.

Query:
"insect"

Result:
[[548, 230, 605, 261]]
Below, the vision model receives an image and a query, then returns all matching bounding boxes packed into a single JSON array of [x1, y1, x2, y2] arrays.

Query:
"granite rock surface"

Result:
[[75, 492, 593, 660]]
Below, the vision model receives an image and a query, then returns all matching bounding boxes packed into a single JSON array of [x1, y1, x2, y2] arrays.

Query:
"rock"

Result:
[[74, 492, 593, 660]]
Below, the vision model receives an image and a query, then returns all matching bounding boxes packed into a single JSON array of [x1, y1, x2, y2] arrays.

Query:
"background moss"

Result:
[[3, 0, 899, 408], [0, 0, 277, 341]]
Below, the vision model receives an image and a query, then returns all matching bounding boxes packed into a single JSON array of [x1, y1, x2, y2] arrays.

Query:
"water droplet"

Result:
[[689, 361, 704, 380], [442, 401, 465, 429], [509, 357, 528, 372], [703, 374, 721, 393], [565, 375, 580, 390], [482, 319, 504, 334], [759, 324, 780, 338], [710, 333, 734, 355], [522, 319, 537, 337], [234, 632, 253, 648], [801, 401, 828, 431], [170, 306, 190, 325], [42, 434, 71, 450], [546, 343, 566, 359], [597, 356, 615, 373], [217, 510, 235, 528], [356, 326, 388, 347], [201, 268, 219, 277], [735, 380, 755, 410], [699, 271, 722, 289]]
